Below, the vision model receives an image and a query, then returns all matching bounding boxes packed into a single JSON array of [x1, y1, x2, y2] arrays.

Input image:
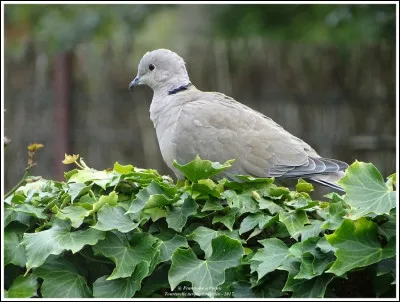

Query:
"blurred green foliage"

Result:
[[212, 4, 396, 42], [4, 4, 173, 55], [4, 4, 396, 57]]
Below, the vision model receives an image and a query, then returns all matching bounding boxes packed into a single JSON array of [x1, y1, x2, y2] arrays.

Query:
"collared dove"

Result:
[[129, 48, 348, 191]]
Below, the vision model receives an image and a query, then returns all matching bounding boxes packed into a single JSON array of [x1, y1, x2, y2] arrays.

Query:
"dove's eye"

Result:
[[148, 64, 155, 71]]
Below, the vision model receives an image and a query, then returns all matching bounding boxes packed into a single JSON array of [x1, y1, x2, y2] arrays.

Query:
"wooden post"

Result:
[[53, 52, 72, 180]]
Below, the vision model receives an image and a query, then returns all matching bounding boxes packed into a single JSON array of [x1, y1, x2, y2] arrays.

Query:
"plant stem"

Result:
[[4, 170, 29, 199]]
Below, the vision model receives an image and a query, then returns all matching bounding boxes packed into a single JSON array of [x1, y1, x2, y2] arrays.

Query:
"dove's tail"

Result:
[[307, 177, 345, 193]]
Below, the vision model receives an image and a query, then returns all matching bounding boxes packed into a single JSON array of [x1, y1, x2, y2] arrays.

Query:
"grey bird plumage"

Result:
[[129, 49, 348, 191]]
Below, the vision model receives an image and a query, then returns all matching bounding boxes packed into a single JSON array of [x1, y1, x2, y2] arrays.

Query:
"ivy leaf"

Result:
[[233, 271, 287, 297], [12, 204, 47, 219], [173, 155, 235, 182], [296, 179, 314, 192], [212, 208, 240, 231], [55, 205, 90, 228], [222, 190, 259, 214], [202, 198, 224, 211], [316, 237, 337, 254], [92, 204, 140, 233], [377, 214, 396, 241], [279, 210, 309, 241], [338, 161, 396, 219], [326, 218, 396, 276], [90, 191, 118, 214], [299, 220, 324, 241], [33, 256, 91, 298], [4, 228, 27, 267], [5, 208, 32, 230], [239, 213, 268, 235], [322, 200, 348, 230], [68, 169, 116, 190], [187, 226, 241, 258], [250, 238, 290, 280], [168, 235, 243, 297], [166, 195, 198, 232], [190, 179, 224, 199], [127, 181, 177, 214], [93, 262, 149, 298], [258, 198, 283, 214], [22, 220, 105, 270], [265, 186, 291, 200], [6, 274, 39, 298], [289, 237, 335, 279], [282, 274, 334, 298], [92, 232, 159, 280], [143, 207, 167, 222], [285, 198, 318, 210], [66, 182, 92, 203], [113, 162, 135, 174], [158, 235, 189, 263]]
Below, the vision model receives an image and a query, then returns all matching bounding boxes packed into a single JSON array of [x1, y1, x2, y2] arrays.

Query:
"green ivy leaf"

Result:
[[299, 220, 324, 241], [113, 162, 135, 174], [239, 213, 270, 235], [173, 155, 235, 182], [212, 208, 240, 231], [322, 200, 348, 230], [68, 169, 116, 190], [93, 204, 140, 233], [90, 191, 118, 214], [265, 186, 291, 200], [6, 274, 39, 298], [190, 179, 224, 199], [33, 256, 91, 298], [168, 235, 243, 297], [338, 161, 396, 219], [158, 235, 189, 263], [143, 207, 167, 222], [279, 210, 309, 241], [92, 232, 159, 280], [166, 195, 198, 232], [258, 198, 283, 214], [22, 220, 105, 270], [12, 204, 47, 219], [326, 218, 396, 276], [55, 205, 91, 228], [127, 181, 177, 214], [187, 226, 241, 258], [93, 262, 149, 298], [288, 237, 335, 279], [222, 190, 259, 214], [4, 228, 27, 267], [66, 182, 92, 203], [282, 273, 334, 298], [202, 198, 224, 211], [285, 198, 318, 210], [232, 271, 286, 297], [296, 179, 314, 192], [250, 238, 290, 280], [377, 214, 396, 241]]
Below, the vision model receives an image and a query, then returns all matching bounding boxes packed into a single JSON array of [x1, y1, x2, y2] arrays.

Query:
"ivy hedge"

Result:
[[3, 151, 396, 298]]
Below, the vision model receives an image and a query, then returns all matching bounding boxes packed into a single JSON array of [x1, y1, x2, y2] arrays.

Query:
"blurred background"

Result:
[[3, 4, 397, 191]]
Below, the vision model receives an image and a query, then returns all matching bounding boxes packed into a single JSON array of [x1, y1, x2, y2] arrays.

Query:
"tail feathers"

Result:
[[308, 177, 345, 193]]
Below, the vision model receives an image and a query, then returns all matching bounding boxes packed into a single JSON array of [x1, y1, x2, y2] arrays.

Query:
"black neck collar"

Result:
[[168, 83, 192, 95]]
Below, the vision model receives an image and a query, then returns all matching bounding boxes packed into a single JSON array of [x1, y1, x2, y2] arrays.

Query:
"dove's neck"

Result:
[[152, 72, 191, 97]]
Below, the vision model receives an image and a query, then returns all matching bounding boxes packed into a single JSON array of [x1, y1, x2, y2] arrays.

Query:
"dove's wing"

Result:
[[168, 89, 347, 179]]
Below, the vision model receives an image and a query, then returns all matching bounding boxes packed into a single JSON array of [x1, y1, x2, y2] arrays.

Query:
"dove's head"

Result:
[[129, 49, 190, 93]]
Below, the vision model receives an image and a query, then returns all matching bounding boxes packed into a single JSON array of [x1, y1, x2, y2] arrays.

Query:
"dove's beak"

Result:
[[129, 77, 141, 91]]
